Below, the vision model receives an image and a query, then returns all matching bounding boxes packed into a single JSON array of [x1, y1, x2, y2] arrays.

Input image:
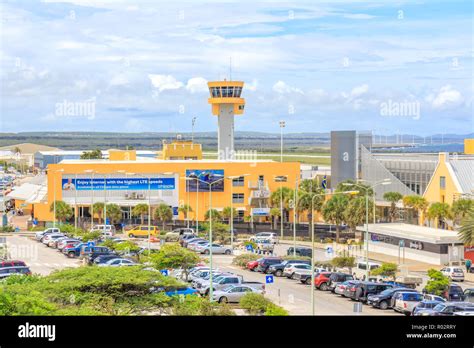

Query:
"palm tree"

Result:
[[297, 182, 325, 237], [427, 202, 451, 229], [383, 191, 403, 222], [154, 204, 173, 231], [322, 194, 349, 242], [178, 204, 193, 222], [92, 202, 105, 224], [49, 200, 73, 224], [344, 196, 374, 232], [105, 203, 122, 224], [270, 186, 294, 227], [132, 203, 149, 224], [452, 199, 473, 225], [204, 209, 221, 221], [403, 195, 428, 225], [269, 207, 281, 230], [222, 206, 237, 224], [458, 209, 474, 245]]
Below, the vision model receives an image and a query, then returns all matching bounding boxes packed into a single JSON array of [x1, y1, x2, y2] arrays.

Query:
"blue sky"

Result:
[[0, 0, 472, 136]]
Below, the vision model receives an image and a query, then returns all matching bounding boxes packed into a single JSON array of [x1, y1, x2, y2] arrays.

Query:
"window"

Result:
[[440, 176, 446, 189], [233, 193, 244, 203], [232, 176, 245, 186]]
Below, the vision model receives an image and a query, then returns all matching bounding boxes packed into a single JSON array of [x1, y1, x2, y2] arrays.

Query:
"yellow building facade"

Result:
[[34, 158, 300, 224]]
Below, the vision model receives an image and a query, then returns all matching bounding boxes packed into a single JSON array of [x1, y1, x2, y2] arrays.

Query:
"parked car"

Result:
[[247, 259, 261, 272], [294, 268, 329, 285], [347, 282, 394, 303], [413, 301, 474, 316], [62, 243, 89, 258], [283, 263, 312, 279], [423, 294, 446, 302], [440, 267, 465, 282], [212, 285, 264, 303], [183, 237, 206, 248], [126, 225, 158, 238], [250, 232, 279, 244], [90, 224, 116, 235], [463, 288, 474, 303], [443, 284, 465, 301], [200, 243, 232, 255], [193, 272, 231, 290], [35, 227, 60, 241], [165, 228, 195, 241], [93, 254, 123, 265], [42, 233, 65, 246], [256, 257, 284, 273], [180, 234, 198, 246], [98, 258, 138, 267], [48, 236, 69, 248], [334, 280, 360, 296], [356, 261, 381, 272], [327, 273, 354, 292], [393, 291, 424, 316], [189, 240, 209, 251], [287, 246, 312, 257], [0, 266, 31, 279], [255, 240, 274, 253], [413, 300, 444, 316], [367, 287, 418, 310], [0, 260, 27, 269], [199, 275, 265, 296], [79, 246, 112, 260], [267, 259, 311, 277], [55, 238, 80, 250], [314, 272, 333, 290]]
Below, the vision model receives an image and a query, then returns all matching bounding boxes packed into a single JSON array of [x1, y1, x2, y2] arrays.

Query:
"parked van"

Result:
[[127, 225, 158, 238], [90, 225, 116, 235]]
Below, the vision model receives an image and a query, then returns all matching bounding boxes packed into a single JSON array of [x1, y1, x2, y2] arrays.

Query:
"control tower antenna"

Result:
[[229, 56, 232, 81]]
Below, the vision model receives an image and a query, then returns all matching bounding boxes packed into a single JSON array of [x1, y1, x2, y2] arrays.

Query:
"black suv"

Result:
[[257, 257, 283, 273], [348, 282, 394, 303], [85, 248, 116, 264], [327, 273, 354, 292], [367, 287, 418, 310], [287, 247, 312, 257], [267, 259, 311, 277]]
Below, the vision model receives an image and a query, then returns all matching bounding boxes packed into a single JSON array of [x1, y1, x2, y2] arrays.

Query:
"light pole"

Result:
[[84, 170, 96, 230], [74, 173, 78, 230], [342, 179, 391, 279], [182, 174, 225, 302], [103, 173, 107, 226], [274, 175, 288, 241], [226, 174, 249, 250], [292, 178, 301, 257], [191, 116, 197, 143], [310, 189, 359, 315], [52, 169, 64, 228], [279, 120, 285, 163]]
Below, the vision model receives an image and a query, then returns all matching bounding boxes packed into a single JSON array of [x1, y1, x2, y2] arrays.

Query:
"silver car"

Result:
[[212, 285, 264, 303], [200, 243, 232, 255]]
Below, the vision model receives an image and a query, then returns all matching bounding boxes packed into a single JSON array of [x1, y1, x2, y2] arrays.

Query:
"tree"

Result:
[[383, 192, 403, 222], [200, 221, 229, 244], [80, 149, 102, 159], [331, 256, 356, 273], [427, 202, 451, 229], [424, 269, 449, 296], [297, 180, 325, 237], [269, 207, 281, 230], [178, 204, 193, 222], [150, 243, 201, 280], [343, 196, 374, 232], [49, 200, 73, 223], [132, 203, 149, 224], [458, 209, 474, 246], [92, 202, 105, 224], [336, 179, 373, 197], [204, 209, 221, 222], [403, 195, 428, 225], [322, 195, 349, 242], [105, 203, 122, 224], [270, 186, 294, 233], [221, 206, 236, 224], [154, 204, 173, 231], [451, 199, 473, 224], [370, 262, 398, 279]]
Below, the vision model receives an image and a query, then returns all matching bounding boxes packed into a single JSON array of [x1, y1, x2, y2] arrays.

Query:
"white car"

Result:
[[42, 233, 64, 245], [423, 294, 446, 302], [35, 228, 60, 241], [440, 267, 465, 282], [212, 285, 264, 303], [393, 292, 424, 316], [98, 258, 137, 267], [188, 240, 209, 251], [250, 232, 279, 244], [199, 243, 233, 255], [90, 224, 116, 235], [283, 263, 312, 279]]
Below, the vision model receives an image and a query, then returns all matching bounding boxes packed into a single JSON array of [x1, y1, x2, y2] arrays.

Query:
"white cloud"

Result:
[[350, 84, 369, 97], [148, 74, 183, 92], [427, 85, 463, 108], [109, 74, 129, 87], [246, 79, 258, 92], [272, 80, 303, 94], [186, 77, 208, 93]]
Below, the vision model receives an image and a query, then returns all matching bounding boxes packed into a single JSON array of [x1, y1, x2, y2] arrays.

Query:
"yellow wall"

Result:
[[423, 153, 460, 206], [109, 150, 136, 161], [14, 199, 32, 214], [40, 160, 300, 223], [465, 139, 474, 155], [162, 141, 202, 160]]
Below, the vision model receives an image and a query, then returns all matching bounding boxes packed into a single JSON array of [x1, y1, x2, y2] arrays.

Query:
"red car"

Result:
[[247, 259, 261, 271], [314, 272, 333, 290]]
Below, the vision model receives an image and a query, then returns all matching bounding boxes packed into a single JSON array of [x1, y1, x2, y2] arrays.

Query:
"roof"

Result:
[[356, 223, 461, 244], [36, 150, 157, 156], [5, 182, 47, 203], [0, 143, 60, 154], [58, 159, 276, 164], [448, 160, 474, 194]]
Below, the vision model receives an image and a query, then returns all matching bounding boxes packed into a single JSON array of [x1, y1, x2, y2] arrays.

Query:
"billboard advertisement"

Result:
[[185, 169, 224, 192], [61, 177, 175, 191]]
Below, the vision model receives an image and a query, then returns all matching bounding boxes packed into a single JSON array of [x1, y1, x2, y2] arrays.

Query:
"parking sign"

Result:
[[160, 269, 169, 276], [265, 275, 274, 284], [246, 244, 254, 252], [87, 241, 95, 247]]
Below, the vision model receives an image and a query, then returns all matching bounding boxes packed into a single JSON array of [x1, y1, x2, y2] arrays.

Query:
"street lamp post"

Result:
[[274, 175, 288, 241], [84, 170, 95, 229], [52, 169, 64, 228], [279, 120, 285, 163], [74, 173, 78, 230], [226, 174, 249, 250], [292, 178, 301, 257], [103, 174, 107, 226]]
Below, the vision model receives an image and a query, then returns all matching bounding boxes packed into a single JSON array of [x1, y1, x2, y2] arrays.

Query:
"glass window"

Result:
[[233, 193, 244, 203], [221, 87, 229, 97], [232, 176, 245, 186], [440, 176, 446, 189], [228, 86, 234, 97]]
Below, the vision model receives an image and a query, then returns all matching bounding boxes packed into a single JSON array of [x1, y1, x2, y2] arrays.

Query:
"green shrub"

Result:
[[172, 295, 234, 316], [0, 225, 15, 232], [239, 293, 270, 315], [265, 303, 289, 316], [331, 256, 356, 270], [370, 262, 398, 279], [282, 255, 311, 261], [424, 269, 449, 296], [232, 253, 260, 268]]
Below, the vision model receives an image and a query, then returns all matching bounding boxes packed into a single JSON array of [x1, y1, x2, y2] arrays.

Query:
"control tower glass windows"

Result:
[[228, 86, 234, 97], [210, 87, 220, 98], [234, 87, 242, 97], [221, 86, 230, 97]]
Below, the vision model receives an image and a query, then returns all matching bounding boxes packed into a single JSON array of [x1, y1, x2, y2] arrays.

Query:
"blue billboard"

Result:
[[61, 177, 175, 191], [185, 169, 224, 192]]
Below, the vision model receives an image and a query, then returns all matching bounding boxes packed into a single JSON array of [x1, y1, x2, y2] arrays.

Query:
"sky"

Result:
[[0, 0, 473, 136]]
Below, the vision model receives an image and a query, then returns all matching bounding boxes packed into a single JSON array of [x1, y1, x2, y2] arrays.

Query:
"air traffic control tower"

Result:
[[208, 80, 245, 160]]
